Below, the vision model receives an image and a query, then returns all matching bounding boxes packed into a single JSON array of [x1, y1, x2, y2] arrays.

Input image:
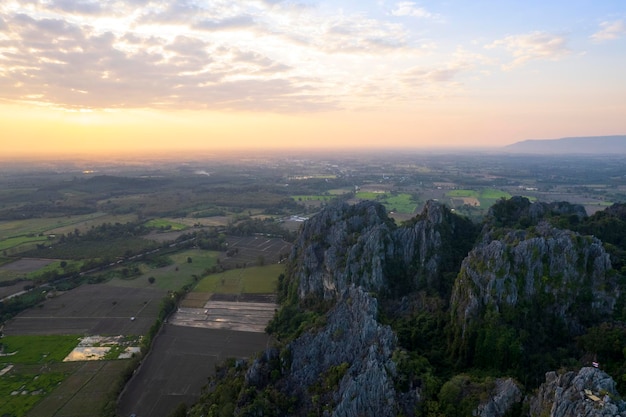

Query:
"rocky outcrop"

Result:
[[285, 285, 400, 417], [485, 196, 587, 232], [473, 378, 523, 417], [291, 201, 395, 300], [291, 200, 477, 300], [528, 367, 626, 417], [451, 221, 617, 336]]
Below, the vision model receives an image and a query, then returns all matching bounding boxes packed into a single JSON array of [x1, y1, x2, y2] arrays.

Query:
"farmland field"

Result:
[[107, 249, 219, 291], [0, 334, 79, 364], [355, 190, 386, 200], [117, 325, 270, 417], [446, 188, 511, 208], [0, 258, 60, 282], [1, 282, 168, 416], [3, 284, 167, 336], [381, 193, 417, 214], [26, 360, 130, 417], [353, 191, 417, 214], [193, 264, 284, 294], [219, 236, 292, 269], [144, 218, 188, 231], [0, 335, 79, 416], [0, 213, 139, 254]]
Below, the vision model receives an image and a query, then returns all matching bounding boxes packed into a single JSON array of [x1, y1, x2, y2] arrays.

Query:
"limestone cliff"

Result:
[[284, 286, 402, 417], [451, 221, 617, 335], [527, 367, 626, 417], [188, 198, 626, 417], [291, 200, 476, 300]]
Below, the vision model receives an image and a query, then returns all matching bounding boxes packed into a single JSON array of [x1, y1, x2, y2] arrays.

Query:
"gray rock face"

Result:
[[528, 367, 626, 417], [292, 201, 394, 300], [451, 221, 617, 335], [292, 200, 473, 300], [286, 286, 399, 417], [473, 378, 523, 417]]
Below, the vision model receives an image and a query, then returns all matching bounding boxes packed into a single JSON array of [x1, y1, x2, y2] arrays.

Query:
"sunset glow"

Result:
[[1, 0, 625, 157]]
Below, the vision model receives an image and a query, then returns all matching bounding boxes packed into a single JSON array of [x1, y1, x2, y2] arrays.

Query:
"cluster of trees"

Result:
[[226, 218, 297, 242]]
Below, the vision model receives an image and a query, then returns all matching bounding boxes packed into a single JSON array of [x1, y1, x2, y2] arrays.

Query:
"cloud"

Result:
[[486, 31, 570, 69], [390, 2, 433, 18], [0, 9, 329, 111], [194, 15, 256, 31], [0, 0, 451, 112], [49, 0, 102, 15], [591, 20, 625, 42]]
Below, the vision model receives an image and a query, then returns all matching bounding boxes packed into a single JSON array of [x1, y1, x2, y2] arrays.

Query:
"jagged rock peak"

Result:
[[528, 367, 626, 417], [289, 199, 477, 300], [290, 200, 396, 300], [286, 286, 399, 417], [451, 221, 617, 339]]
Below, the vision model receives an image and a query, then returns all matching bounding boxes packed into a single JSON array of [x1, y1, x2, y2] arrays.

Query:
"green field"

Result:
[[1, 334, 79, 416], [193, 264, 284, 294], [0, 213, 138, 255], [0, 365, 69, 417], [0, 213, 139, 238], [0, 259, 85, 283], [381, 193, 417, 214], [30, 260, 84, 281], [0, 235, 50, 252], [354, 192, 416, 214], [446, 189, 511, 208], [0, 334, 79, 364], [355, 191, 386, 200], [447, 189, 479, 198], [108, 249, 219, 291], [144, 218, 188, 231]]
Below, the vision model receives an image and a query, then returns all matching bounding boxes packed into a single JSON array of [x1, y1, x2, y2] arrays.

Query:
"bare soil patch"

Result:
[[117, 325, 270, 417], [0, 280, 33, 299], [0, 258, 55, 273], [27, 360, 129, 417], [144, 230, 189, 243], [3, 284, 167, 336], [220, 236, 292, 269], [169, 301, 276, 332], [179, 291, 212, 308]]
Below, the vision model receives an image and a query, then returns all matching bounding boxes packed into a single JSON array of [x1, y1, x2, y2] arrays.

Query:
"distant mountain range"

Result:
[[503, 135, 626, 154]]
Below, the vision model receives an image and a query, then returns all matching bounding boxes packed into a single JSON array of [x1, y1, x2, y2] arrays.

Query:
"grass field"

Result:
[[381, 193, 417, 214], [0, 235, 50, 252], [447, 189, 479, 198], [0, 364, 69, 417], [144, 218, 188, 231], [108, 249, 219, 291], [0, 334, 79, 364], [353, 191, 417, 214], [446, 189, 511, 208], [0, 335, 80, 415], [193, 264, 284, 294], [0, 213, 138, 255], [355, 191, 386, 200]]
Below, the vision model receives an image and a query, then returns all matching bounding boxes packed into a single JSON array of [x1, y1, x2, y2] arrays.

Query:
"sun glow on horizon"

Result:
[[0, 1, 624, 158]]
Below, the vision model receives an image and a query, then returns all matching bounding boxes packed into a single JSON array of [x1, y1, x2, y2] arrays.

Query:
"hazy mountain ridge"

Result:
[[188, 198, 626, 417], [504, 135, 626, 154]]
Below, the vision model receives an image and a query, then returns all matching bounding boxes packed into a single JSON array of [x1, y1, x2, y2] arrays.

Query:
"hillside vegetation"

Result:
[[187, 197, 626, 417]]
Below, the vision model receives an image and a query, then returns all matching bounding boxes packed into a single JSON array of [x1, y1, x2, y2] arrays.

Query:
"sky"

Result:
[[1, 0, 625, 157]]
